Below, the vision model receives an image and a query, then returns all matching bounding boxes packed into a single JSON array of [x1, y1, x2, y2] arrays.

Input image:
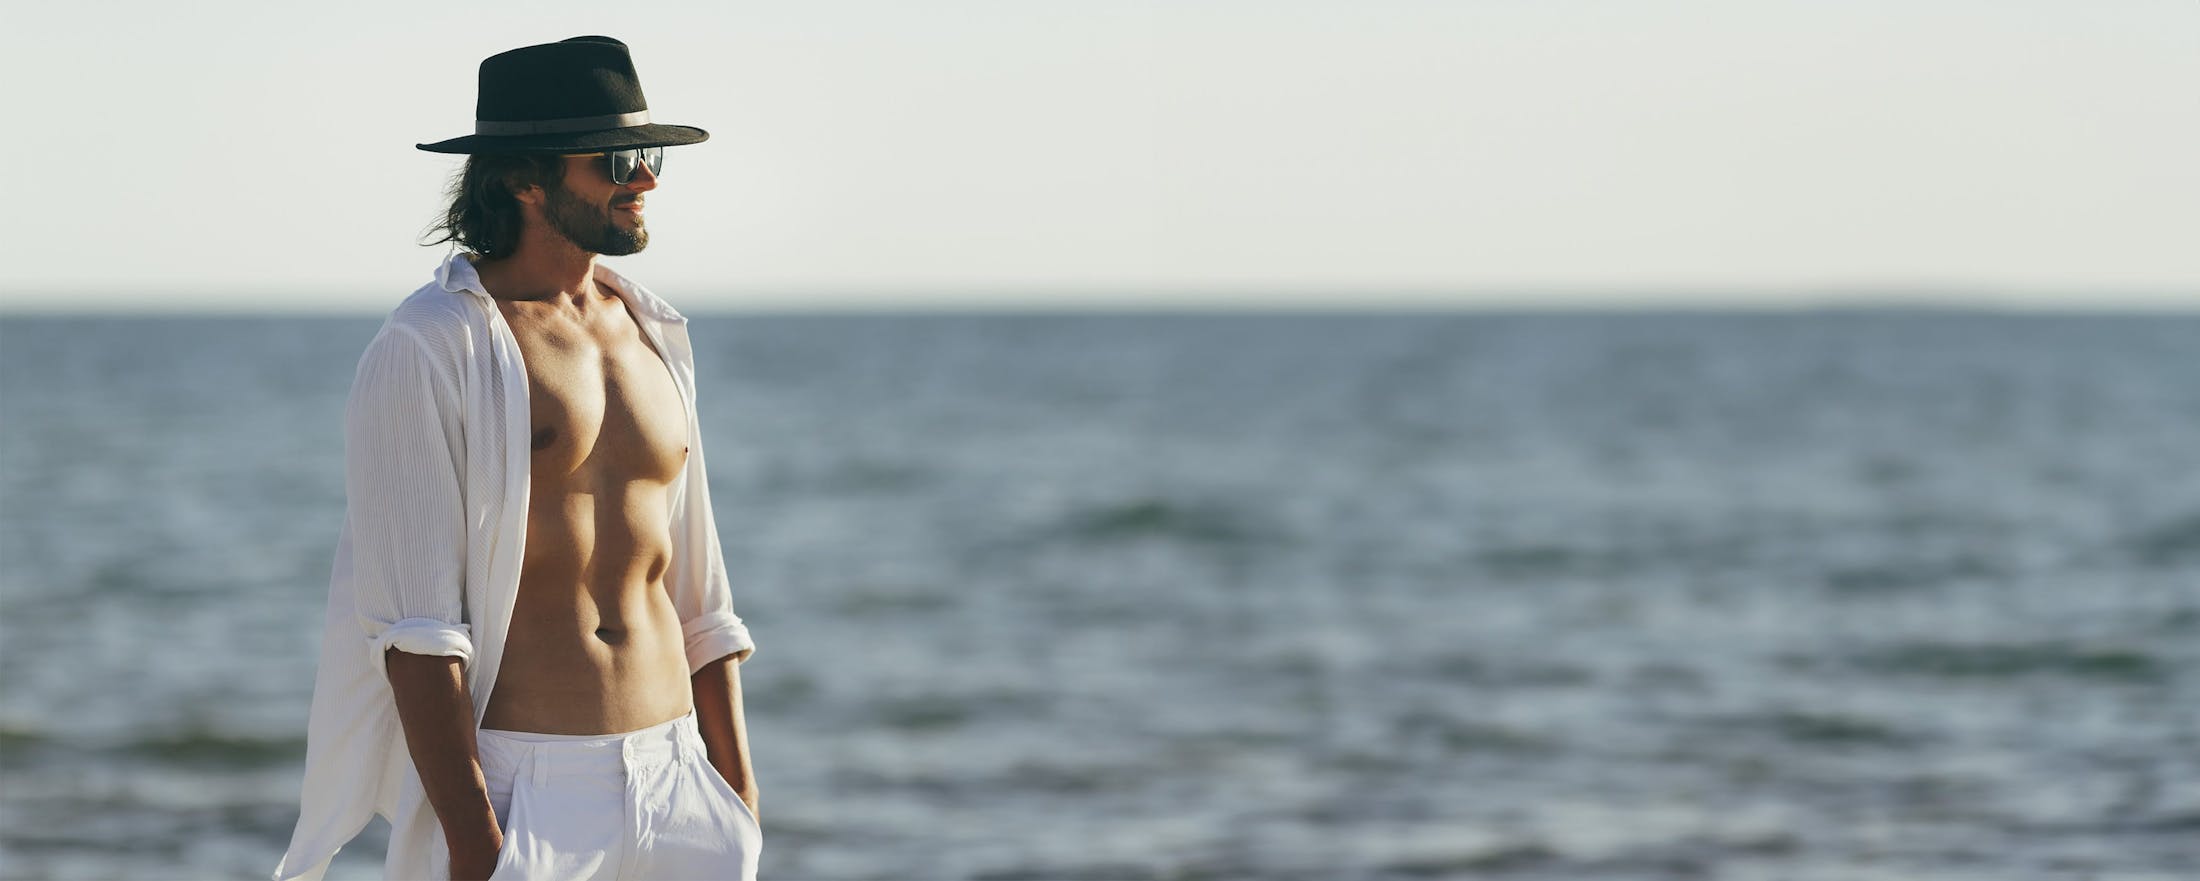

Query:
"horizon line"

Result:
[[6, 297, 2199, 318], [5, 282, 2198, 316]]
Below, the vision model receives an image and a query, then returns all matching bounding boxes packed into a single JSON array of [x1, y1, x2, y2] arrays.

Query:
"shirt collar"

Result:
[[435, 251, 688, 326]]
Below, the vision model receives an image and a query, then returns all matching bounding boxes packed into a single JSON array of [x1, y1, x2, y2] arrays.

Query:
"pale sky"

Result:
[[3, 0, 2195, 312]]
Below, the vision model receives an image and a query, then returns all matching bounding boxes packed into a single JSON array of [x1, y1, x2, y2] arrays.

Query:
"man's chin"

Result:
[[573, 228, 648, 257]]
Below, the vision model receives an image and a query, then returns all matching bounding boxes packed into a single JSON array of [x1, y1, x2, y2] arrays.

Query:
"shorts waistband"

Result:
[[477, 710, 700, 776]]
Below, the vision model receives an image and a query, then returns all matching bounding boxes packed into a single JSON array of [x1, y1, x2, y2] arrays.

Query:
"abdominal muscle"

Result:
[[480, 292, 698, 736], [480, 485, 695, 735]]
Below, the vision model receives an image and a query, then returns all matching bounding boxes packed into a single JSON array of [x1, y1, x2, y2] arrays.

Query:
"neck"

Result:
[[473, 226, 607, 307]]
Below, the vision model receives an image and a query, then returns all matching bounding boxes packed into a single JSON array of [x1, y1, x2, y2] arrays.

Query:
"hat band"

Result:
[[474, 110, 652, 136]]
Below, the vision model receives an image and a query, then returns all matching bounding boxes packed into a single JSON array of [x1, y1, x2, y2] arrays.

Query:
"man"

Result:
[[274, 36, 762, 881]]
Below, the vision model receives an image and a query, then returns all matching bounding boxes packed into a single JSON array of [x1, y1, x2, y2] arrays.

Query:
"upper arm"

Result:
[[667, 388, 756, 672], [345, 324, 474, 672]]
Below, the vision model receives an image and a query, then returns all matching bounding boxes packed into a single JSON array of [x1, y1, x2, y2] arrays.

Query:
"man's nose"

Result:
[[626, 159, 659, 191]]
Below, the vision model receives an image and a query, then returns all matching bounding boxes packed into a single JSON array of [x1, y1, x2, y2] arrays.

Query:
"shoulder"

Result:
[[596, 264, 688, 326], [385, 285, 479, 339], [372, 285, 489, 366], [349, 286, 489, 397]]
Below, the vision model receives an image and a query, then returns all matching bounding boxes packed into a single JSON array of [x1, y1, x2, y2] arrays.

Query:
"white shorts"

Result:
[[471, 711, 763, 881]]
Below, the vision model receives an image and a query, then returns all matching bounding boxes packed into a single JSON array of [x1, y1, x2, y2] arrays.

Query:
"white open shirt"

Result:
[[274, 253, 757, 881]]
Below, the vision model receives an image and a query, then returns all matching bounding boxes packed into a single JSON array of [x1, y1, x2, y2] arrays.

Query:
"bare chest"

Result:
[[498, 301, 690, 486]]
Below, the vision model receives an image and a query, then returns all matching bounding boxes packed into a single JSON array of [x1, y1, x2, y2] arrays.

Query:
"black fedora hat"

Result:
[[417, 36, 707, 154]]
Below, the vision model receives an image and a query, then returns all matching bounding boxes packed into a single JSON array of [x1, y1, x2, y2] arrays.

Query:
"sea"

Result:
[[1, 310, 2195, 880]]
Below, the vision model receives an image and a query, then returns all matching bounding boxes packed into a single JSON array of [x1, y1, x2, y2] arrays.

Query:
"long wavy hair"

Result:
[[421, 153, 570, 259]]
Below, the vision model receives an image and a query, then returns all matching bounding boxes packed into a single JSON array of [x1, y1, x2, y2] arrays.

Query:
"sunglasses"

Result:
[[566, 147, 665, 185]]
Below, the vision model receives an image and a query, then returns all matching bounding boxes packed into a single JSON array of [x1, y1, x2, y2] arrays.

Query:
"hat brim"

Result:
[[416, 123, 708, 155]]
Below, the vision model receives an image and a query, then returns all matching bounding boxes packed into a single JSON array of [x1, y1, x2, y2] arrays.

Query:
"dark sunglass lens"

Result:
[[644, 147, 664, 178], [611, 150, 638, 184]]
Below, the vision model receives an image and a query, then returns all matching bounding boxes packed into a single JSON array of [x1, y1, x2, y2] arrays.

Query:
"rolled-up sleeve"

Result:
[[345, 324, 475, 678], [669, 404, 756, 673], [683, 608, 754, 673]]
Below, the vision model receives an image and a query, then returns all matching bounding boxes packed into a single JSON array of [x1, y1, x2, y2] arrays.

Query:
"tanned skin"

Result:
[[385, 154, 757, 881]]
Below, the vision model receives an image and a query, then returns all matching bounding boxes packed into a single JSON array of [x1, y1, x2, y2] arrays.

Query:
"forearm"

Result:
[[386, 649, 501, 878], [690, 655, 760, 818]]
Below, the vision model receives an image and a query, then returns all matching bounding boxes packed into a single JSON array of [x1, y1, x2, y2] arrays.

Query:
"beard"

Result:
[[543, 181, 648, 256]]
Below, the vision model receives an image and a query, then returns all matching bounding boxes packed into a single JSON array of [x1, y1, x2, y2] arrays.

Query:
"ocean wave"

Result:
[[1851, 641, 2169, 683]]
